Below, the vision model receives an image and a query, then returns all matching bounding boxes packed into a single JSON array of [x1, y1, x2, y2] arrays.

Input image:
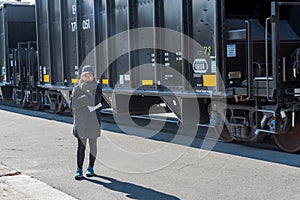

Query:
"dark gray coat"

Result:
[[71, 80, 102, 139]]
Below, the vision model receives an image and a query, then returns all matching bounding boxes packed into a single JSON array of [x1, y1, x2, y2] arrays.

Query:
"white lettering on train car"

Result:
[[82, 19, 90, 30], [72, 5, 76, 15], [71, 22, 77, 32]]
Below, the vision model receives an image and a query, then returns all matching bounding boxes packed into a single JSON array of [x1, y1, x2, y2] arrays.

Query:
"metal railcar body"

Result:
[[217, 0, 300, 152], [0, 3, 36, 101], [98, 0, 218, 123], [35, 0, 75, 113], [34, 0, 98, 113], [2, 0, 299, 152], [99, 0, 300, 152]]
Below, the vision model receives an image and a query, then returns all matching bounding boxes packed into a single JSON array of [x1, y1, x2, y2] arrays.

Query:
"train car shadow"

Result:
[[96, 119, 300, 169], [101, 116, 300, 168], [0, 104, 74, 124], [1, 104, 299, 168]]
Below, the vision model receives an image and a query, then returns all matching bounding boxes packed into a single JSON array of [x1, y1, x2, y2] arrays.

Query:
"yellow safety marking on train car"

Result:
[[43, 75, 50, 83], [102, 79, 109, 85], [203, 75, 216, 87], [71, 78, 78, 84], [142, 80, 153, 86]]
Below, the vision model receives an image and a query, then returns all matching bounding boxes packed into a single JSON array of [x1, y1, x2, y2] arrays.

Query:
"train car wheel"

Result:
[[19, 97, 28, 109], [217, 123, 235, 143], [20, 92, 29, 109], [32, 102, 42, 111], [211, 111, 235, 142], [52, 100, 65, 114], [32, 90, 43, 111], [273, 125, 300, 153], [52, 103, 61, 114], [59, 104, 66, 113]]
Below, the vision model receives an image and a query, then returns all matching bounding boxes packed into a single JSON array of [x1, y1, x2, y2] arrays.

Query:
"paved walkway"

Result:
[[0, 105, 300, 200], [0, 164, 77, 200]]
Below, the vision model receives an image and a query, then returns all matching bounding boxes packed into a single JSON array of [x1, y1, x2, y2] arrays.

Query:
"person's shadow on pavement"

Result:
[[83, 174, 180, 200]]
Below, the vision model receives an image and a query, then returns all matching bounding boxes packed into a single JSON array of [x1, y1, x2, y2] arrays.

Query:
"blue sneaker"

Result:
[[86, 166, 95, 177], [74, 168, 83, 180]]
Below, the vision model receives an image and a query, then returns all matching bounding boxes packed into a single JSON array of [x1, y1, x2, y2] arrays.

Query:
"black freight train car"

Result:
[[35, 0, 76, 113], [35, 0, 99, 113], [97, 0, 300, 152], [216, 0, 300, 152], [0, 3, 36, 101], [5, 0, 300, 152], [98, 0, 218, 121]]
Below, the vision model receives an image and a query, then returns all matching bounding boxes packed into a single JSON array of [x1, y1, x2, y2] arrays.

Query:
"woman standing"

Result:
[[71, 65, 102, 180]]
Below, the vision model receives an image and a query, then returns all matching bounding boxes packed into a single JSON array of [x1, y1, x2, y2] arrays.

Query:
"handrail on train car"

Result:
[[265, 17, 273, 102], [278, 2, 300, 6], [245, 20, 253, 101]]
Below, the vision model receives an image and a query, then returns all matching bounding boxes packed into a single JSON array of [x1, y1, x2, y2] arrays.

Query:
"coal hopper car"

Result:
[[4, 0, 300, 152], [97, 0, 300, 152], [0, 3, 36, 106]]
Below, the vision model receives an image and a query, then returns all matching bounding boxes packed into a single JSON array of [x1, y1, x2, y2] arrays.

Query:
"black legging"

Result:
[[77, 138, 97, 169]]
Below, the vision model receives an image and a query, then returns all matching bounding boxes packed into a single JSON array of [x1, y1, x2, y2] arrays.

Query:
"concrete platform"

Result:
[[0, 105, 300, 200], [0, 164, 76, 200]]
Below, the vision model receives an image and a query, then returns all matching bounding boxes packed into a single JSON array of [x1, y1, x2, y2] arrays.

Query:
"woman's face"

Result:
[[81, 73, 94, 82]]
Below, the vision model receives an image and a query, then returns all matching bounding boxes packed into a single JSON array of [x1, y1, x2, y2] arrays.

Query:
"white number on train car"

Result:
[[82, 19, 90, 30]]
